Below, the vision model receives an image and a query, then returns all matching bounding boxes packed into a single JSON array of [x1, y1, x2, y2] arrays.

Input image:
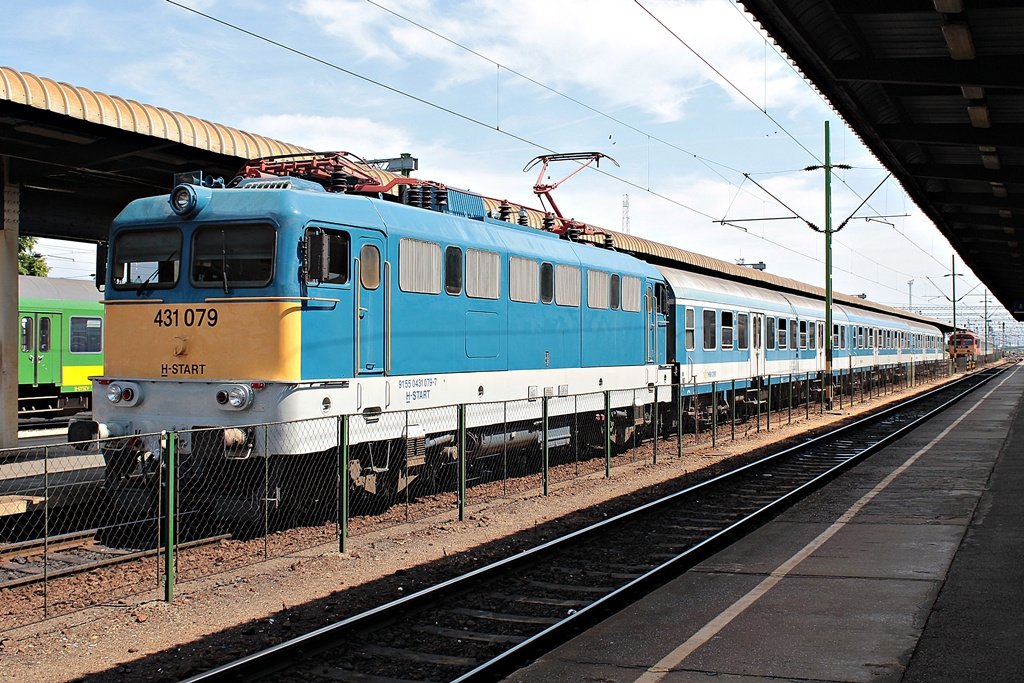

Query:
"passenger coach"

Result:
[[71, 152, 948, 515]]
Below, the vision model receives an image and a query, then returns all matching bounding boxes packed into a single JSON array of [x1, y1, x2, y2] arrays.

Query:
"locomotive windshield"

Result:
[[111, 228, 181, 291], [190, 224, 275, 289]]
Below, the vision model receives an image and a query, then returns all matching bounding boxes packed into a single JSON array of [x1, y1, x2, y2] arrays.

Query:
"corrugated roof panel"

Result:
[[19, 275, 100, 303], [0, 66, 307, 158]]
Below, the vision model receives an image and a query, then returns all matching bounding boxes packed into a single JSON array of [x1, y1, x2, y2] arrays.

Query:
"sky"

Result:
[[3, 0, 1018, 340]]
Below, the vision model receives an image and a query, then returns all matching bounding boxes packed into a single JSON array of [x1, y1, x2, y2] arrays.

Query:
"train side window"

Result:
[[778, 317, 788, 350], [69, 317, 103, 354], [800, 320, 808, 349], [399, 238, 442, 294], [359, 244, 381, 290], [809, 321, 816, 350], [20, 317, 33, 352], [789, 319, 797, 349], [111, 227, 182, 290], [737, 313, 749, 350], [818, 322, 824, 348], [540, 262, 553, 304], [621, 275, 641, 312], [655, 283, 669, 315], [445, 246, 463, 295], [767, 317, 776, 350], [721, 311, 734, 350], [685, 308, 695, 351], [467, 249, 500, 299], [832, 324, 840, 349], [38, 317, 51, 353], [702, 309, 716, 350], [610, 274, 620, 310], [587, 270, 610, 309], [555, 264, 581, 307], [509, 256, 538, 303], [304, 228, 349, 285]]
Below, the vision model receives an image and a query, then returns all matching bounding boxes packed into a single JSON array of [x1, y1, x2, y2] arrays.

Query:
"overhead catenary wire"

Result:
[[164, 0, 955, 302]]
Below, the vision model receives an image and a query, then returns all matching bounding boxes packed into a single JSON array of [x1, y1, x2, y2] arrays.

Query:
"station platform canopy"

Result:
[[0, 65, 308, 244], [740, 0, 1024, 320]]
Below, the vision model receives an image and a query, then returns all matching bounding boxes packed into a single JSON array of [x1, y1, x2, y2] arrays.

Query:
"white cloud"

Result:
[[296, 0, 813, 123], [238, 114, 414, 158]]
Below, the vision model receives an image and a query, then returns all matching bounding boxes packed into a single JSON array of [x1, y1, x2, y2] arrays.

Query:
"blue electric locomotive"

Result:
[[71, 152, 946, 514]]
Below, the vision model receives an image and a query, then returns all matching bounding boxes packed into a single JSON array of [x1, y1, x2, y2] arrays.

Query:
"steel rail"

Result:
[[0, 533, 232, 591], [180, 366, 1005, 683]]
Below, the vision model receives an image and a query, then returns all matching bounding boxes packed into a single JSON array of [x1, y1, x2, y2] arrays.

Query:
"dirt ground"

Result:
[[0, 374, 964, 682]]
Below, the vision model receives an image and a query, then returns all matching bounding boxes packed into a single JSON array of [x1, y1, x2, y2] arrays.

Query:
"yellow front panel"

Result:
[[63, 365, 103, 389], [104, 302, 302, 381]]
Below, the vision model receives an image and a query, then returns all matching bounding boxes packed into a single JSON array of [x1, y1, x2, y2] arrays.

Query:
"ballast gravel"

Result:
[[0, 376, 956, 682]]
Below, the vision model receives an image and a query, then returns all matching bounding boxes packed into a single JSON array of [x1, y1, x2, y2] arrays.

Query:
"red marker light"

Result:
[[121, 387, 135, 402], [97, 379, 113, 385], [250, 382, 266, 390], [215, 390, 229, 405]]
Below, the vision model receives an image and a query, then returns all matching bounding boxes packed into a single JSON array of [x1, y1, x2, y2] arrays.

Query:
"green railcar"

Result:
[[18, 275, 103, 417]]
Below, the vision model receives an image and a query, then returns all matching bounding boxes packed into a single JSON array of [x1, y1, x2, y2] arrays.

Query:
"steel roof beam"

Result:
[[906, 164, 1024, 183], [831, 57, 1024, 89], [876, 124, 1024, 147]]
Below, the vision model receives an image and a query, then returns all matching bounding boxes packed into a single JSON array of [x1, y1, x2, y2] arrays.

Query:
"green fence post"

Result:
[[711, 381, 717, 448], [731, 379, 736, 441], [805, 375, 810, 419], [605, 390, 612, 477], [338, 415, 349, 554], [677, 384, 684, 458], [766, 375, 772, 431], [818, 370, 823, 414], [694, 382, 700, 443], [43, 446, 49, 617], [788, 374, 793, 424], [459, 404, 467, 522], [163, 431, 177, 603], [652, 391, 659, 465], [756, 378, 762, 433], [542, 396, 550, 495]]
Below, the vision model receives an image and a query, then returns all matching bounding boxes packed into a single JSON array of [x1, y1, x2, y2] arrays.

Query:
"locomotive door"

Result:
[[646, 285, 656, 363], [19, 312, 61, 387], [750, 312, 765, 378], [354, 234, 386, 375]]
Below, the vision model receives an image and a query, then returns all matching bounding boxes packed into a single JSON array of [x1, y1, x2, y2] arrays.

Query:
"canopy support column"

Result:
[[1, 161, 19, 448]]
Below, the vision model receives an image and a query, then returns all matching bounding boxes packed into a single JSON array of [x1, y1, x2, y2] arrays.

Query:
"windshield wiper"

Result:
[[136, 250, 178, 296], [220, 230, 229, 295]]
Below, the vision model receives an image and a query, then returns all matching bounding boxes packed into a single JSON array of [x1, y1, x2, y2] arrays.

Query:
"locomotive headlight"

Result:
[[215, 384, 252, 411], [228, 387, 248, 408], [170, 185, 196, 214], [104, 381, 143, 407], [168, 183, 212, 218]]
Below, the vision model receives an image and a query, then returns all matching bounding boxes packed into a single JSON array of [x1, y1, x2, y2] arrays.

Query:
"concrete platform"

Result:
[[507, 365, 1024, 683], [0, 443, 105, 516]]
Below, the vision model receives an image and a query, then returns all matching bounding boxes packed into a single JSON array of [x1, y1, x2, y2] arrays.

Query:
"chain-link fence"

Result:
[[0, 431, 164, 628], [1, 357, 956, 628]]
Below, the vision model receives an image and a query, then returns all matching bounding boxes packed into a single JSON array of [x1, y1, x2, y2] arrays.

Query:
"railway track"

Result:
[[0, 528, 230, 591], [182, 366, 1006, 683]]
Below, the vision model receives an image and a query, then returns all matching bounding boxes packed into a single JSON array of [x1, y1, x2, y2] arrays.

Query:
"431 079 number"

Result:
[[152, 307, 218, 327]]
